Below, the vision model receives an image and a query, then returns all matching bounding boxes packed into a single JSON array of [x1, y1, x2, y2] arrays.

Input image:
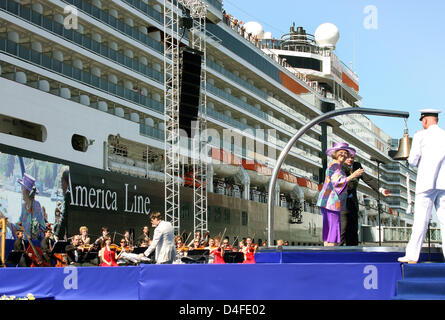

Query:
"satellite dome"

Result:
[[263, 31, 272, 39], [243, 21, 264, 39], [314, 23, 339, 49]]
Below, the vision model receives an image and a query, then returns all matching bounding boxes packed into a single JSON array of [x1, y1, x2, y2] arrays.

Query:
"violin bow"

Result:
[[231, 236, 239, 248]]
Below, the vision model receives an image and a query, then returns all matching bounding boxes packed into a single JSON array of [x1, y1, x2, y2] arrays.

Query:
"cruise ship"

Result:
[[0, 0, 420, 245]]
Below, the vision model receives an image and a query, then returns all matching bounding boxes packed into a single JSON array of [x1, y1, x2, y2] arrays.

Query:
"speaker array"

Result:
[[179, 47, 203, 137]]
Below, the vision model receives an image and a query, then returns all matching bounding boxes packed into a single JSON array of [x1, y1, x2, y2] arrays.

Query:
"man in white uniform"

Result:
[[398, 109, 445, 263], [140, 212, 176, 264]]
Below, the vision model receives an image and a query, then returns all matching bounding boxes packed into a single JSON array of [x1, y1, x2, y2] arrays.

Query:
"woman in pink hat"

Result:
[[16, 173, 46, 240], [317, 143, 364, 246]]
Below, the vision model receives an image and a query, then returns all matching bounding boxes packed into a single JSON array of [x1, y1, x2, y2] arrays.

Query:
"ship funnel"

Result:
[[390, 121, 412, 161]]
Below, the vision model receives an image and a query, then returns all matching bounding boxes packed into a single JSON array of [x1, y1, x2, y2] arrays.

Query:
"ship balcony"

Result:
[[207, 59, 322, 136], [206, 83, 321, 150]]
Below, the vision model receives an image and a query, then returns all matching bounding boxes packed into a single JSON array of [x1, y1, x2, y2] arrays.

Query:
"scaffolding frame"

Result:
[[164, 0, 207, 236]]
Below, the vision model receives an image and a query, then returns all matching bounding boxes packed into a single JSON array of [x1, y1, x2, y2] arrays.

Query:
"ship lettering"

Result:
[[124, 184, 151, 214], [70, 185, 117, 211]]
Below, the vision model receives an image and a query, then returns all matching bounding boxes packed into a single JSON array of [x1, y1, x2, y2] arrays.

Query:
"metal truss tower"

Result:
[[163, 0, 207, 236], [185, 0, 208, 238]]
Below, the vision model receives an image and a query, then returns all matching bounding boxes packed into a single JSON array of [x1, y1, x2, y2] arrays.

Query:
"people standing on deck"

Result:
[[317, 142, 364, 246], [399, 109, 445, 263]]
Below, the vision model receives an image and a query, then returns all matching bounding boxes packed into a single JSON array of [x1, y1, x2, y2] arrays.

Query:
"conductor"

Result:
[[139, 212, 176, 264]]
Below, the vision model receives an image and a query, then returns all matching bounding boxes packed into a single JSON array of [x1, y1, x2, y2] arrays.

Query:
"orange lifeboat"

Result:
[[278, 170, 298, 193], [211, 148, 242, 177], [242, 160, 272, 185]]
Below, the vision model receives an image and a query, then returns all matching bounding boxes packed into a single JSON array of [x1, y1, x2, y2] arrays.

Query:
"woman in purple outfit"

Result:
[[317, 143, 364, 246]]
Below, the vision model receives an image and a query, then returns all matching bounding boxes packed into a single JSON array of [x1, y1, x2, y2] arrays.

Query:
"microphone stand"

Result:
[[371, 157, 386, 246]]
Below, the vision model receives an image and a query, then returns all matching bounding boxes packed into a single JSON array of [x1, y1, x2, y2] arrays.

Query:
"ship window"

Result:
[[224, 208, 230, 224], [71, 134, 88, 152], [278, 55, 322, 72], [242, 211, 248, 226], [214, 207, 221, 222], [0, 114, 47, 142]]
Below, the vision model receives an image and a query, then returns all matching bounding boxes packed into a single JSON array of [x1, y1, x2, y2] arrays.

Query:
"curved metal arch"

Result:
[[267, 107, 410, 246]]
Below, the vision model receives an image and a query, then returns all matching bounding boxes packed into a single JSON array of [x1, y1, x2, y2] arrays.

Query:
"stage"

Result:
[[1, 246, 443, 300]]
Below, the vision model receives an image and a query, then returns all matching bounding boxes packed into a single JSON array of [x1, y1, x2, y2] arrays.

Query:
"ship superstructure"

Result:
[[0, 0, 417, 244]]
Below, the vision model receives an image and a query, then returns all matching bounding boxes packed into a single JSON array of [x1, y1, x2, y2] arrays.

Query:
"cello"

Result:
[[17, 222, 50, 267]]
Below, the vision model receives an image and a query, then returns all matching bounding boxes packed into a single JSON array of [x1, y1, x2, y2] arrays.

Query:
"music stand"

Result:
[[223, 252, 244, 264], [181, 249, 209, 264], [51, 241, 68, 254], [5, 251, 23, 267], [133, 247, 147, 254]]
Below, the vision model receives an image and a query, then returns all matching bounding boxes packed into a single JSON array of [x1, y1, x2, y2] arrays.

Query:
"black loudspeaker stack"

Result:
[[179, 47, 203, 137]]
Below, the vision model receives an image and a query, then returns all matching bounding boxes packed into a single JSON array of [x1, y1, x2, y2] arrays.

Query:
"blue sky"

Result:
[[222, 0, 445, 139]]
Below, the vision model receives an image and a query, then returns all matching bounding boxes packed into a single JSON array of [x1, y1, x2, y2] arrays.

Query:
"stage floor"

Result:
[[1, 247, 442, 300]]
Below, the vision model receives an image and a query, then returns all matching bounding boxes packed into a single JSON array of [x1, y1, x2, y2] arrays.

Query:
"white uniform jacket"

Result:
[[408, 124, 445, 194], [144, 220, 176, 264]]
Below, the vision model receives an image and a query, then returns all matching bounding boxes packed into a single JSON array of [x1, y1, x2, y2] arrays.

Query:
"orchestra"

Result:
[[8, 220, 270, 266]]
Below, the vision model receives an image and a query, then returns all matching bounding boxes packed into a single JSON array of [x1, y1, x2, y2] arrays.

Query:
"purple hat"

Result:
[[17, 173, 39, 194], [325, 142, 356, 157]]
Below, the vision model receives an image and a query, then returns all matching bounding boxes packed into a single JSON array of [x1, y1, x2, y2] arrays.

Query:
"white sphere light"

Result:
[[263, 31, 272, 39], [314, 23, 339, 49], [243, 21, 264, 39]]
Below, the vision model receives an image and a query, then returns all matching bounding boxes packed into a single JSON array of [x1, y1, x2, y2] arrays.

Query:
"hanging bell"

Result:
[[391, 132, 412, 161]]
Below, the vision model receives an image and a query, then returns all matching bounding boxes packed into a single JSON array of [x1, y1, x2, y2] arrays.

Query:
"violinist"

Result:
[[137, 226, 150, 247], [65, 235, 93, 266], [117, 238, 147, 265], [211, 236, 225, 264], [93, 227, 109, 249], [243, 237, 257, 264], [221, 237, 233, 252], [176, 235, 188, 252], [123, 230, 133, 247], [98, 236, 119, 267], [174, 235, 188, 263], [187, 231, 201, 247], [79, 226, 91, 245], [205, 238, 216, 264], [40, 227, 55, 266], [190, 239, 204, 250]]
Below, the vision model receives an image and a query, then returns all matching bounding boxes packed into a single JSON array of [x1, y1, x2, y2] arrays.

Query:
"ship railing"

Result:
[[220, 13, 331, 99], [206, 59, 322, 136], [0, 37, 165, 115], [382, 226, 442, 243]]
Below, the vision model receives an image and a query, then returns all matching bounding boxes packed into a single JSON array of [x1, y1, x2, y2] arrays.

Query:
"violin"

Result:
[[177, 245, 189, 252], [109, 244, 121, 251], [121, 245, 134, 253], [77, 244, 92, 251], [247, 244, 258, 252], [17, 222, 50, 267]]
